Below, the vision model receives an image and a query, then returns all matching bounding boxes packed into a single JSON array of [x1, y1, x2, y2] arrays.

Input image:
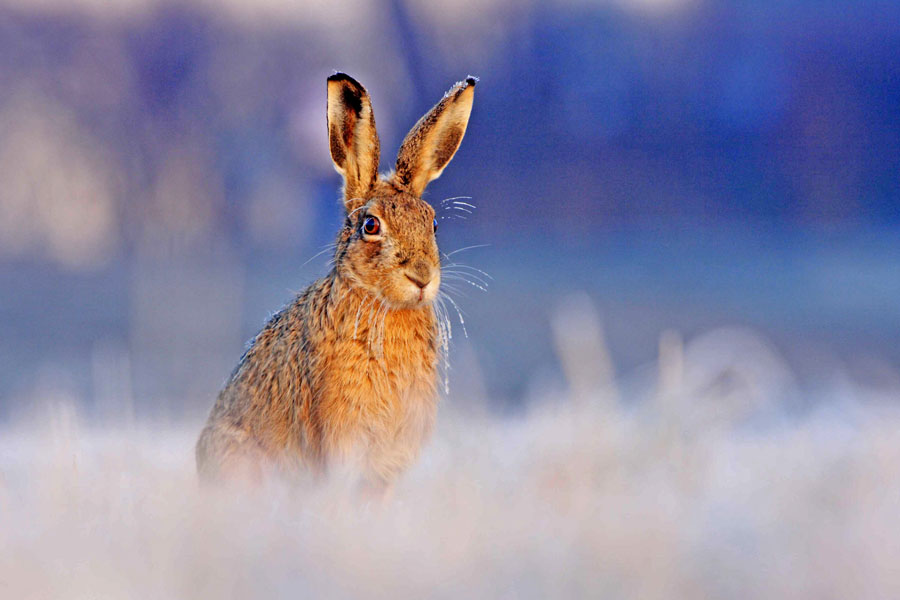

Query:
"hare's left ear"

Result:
[[395, 77, 476, 198], [327, 73, 380, 211]]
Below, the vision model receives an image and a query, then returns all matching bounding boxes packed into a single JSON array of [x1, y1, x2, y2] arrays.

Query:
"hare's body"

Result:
[[196, 74, 476, 487], [196, 272, 438, 484]]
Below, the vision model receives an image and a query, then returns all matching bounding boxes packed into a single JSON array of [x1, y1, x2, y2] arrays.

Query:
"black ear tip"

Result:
[[328, 72, 363, 89], [465, 76, 479, 87]]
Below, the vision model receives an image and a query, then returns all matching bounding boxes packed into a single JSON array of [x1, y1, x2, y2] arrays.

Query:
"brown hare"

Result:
[[196, 73, 477, 491]]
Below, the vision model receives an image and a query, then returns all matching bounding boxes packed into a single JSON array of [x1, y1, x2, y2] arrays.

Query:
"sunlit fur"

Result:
[[196, 74, 475, 491]]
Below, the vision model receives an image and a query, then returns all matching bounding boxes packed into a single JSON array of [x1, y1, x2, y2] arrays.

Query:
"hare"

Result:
[[196, 73, 477, 490]]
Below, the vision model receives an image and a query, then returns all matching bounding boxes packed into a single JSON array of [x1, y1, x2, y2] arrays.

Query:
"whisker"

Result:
[[367, 299, 385, 351], [299, 243, 336, 269], [448, 201, 476, 209], [442, 274, 488, 292], [442, 206, 472, 214], [435, 296, 450, 334], [346, 203, 367, 220], [442, 293, 468, 338], [433, 297, 452, 394], [439, 279, 466, 292], [378, 303, 390, 357], [444, 244, 490, 258], [442, 274, 483, 289], [440, 287, 467, 301], [439, 195, 473, 206], [353, 294, 375, 340], [442, 269, 490, 286], [441, 261, 494, 281]]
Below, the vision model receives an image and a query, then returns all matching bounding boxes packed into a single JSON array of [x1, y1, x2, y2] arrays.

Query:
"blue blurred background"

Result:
[[0, 0, 898, 421]]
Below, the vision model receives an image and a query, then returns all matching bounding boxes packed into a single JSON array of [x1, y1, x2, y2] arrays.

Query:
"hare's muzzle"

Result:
[[404, 261, 439, 304], [405, 274, 430, 289]]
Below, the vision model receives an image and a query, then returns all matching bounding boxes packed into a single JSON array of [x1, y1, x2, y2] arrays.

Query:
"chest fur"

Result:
[[310, 300, 439, 469]]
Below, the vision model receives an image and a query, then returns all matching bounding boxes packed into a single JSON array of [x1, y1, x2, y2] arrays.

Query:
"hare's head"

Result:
[[326, 73, 476, 309]]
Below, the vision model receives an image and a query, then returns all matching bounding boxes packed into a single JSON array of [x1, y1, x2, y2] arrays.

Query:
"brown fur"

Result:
[[196, 74, 476, 489]]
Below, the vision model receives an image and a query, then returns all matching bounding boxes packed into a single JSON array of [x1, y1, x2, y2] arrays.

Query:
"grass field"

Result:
[[2, 325, 899, 599]]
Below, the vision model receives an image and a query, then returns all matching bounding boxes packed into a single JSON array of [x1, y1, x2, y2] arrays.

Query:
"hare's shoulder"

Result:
[[241, 275, 334, 355], [217, 278, 331, 401]]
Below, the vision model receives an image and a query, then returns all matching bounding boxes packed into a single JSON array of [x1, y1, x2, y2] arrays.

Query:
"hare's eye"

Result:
[[362, 216, 381, 236], [433, 218, 438, 233]]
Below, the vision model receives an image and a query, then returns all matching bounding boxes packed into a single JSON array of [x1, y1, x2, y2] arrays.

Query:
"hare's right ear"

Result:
[[327, 73, 380, 211], [395, 77, 476, 198]]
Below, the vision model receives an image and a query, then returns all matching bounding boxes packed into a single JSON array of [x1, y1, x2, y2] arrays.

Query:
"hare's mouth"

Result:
[[408, 273, 439, 305], [379, 277, 436, 309], [405, 276, 428, 304]]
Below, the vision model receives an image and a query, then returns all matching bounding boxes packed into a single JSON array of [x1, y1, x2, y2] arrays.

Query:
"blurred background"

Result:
[[1, 0, 898, 422]]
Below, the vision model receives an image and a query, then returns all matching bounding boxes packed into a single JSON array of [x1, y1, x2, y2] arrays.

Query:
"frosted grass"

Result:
[[2, 313, 899, 599]]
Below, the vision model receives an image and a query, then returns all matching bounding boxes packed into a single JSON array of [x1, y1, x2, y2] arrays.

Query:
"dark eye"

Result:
[[433, 218, 438, 233], [362, 216, 380, 236]]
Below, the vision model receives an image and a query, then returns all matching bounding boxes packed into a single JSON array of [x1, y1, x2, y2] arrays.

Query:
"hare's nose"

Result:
[[405, 274, 430, 289], [406, 261, 433, 289]]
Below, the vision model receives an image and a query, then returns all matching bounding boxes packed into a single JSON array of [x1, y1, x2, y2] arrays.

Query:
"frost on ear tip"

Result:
[[443, 76, 477, 100]]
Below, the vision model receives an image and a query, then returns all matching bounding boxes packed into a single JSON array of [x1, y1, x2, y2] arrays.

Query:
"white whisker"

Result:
[[443, 276, 487, 293], [442, 270, 490, 289], [444, 244, 490, 258], [353, 294, 375, 340], [441, 261, 494, 281], [443, 271, 490, 292], [439, 195, 473, 206], [439, 282, 467, 297], [433, 297, 452, 394], [367, 299, 385, 351], [299, 244, 337, 269], [449, 201, 476, 209], [346, 203, 367, 220], [377, 303, 390, 357], [442, 294, 468, 338]]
